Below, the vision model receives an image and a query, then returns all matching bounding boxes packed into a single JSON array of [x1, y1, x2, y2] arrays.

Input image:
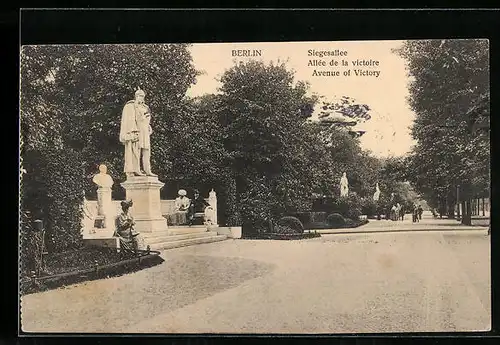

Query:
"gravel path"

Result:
[[21, 227, 490, 334]]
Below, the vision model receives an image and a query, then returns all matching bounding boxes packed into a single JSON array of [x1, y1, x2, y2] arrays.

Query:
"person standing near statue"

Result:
[[119, 87, 157, 178]]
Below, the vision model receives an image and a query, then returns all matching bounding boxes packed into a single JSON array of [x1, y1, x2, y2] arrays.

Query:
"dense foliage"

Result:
[[396, 39, 490, 223], [326, 213, 346, 227]]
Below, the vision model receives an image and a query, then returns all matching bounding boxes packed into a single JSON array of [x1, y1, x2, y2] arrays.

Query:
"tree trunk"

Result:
[[482, 197, 485, 216], [446, 196, 455, 219], [461, 199, 472, 225], [447, 205, 455, 219]]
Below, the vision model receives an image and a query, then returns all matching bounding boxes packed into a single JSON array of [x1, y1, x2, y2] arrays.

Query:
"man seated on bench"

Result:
[[188, 189, 214, 227]]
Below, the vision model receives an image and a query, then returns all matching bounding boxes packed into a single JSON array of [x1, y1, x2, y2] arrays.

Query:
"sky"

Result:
[[186, 40, 417, 158]]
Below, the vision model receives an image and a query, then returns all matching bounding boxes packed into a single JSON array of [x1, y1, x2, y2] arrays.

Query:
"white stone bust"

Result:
[[92, 164, 114, 188]]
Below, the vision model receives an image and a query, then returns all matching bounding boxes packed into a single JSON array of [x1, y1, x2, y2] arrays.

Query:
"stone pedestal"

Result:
[[97, 187, 112, 215], [121, 176, 167, 233], [96, 186, 115, 230]]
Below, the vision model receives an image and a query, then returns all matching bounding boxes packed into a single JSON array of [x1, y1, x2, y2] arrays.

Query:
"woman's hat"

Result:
[[178, 189, 187, 196]]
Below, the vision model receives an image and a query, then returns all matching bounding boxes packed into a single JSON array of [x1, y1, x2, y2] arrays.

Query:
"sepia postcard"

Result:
[[19, 39, 490, 334]]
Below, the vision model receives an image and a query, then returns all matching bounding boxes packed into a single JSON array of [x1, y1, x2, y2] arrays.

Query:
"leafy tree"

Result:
[[217, 60, 317, 232], [315, 95, 371, 138], [396, 39, 490, 223], [20, 49, 85, 260]]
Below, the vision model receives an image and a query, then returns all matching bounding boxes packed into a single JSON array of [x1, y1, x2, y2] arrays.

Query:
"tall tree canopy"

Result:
[[395, 39, 490, 219]]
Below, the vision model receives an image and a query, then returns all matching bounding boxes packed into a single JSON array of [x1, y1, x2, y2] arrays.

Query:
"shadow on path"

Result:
[[21, 254, 276, 333]]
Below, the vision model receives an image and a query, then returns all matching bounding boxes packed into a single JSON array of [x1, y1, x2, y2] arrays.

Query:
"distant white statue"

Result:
[[207, 189, 218, 225], [340, 172, 349, 197], [373, 182, 381, 201]]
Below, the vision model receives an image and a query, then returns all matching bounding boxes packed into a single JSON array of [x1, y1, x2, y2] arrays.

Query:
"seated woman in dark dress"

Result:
[[114, 200, 140, 253]]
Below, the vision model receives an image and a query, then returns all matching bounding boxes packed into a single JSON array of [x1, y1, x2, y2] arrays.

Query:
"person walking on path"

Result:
[[417, 205, 423, 220], [412, 204, 419, 223], [391, 205, 397, 221]]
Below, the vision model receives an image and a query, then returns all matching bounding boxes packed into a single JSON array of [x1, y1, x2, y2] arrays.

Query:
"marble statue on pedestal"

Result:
[[92, 164, 115, 231], [206, 189, 218, 225], [119, 87, 157, 178], [118, 89, 166, 234], [340, 172, 349, 197]]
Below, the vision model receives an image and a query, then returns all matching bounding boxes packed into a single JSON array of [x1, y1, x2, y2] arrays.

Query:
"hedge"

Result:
[[326, 213, 346, 227], [21, 147, 86, 258], [276, 216, 304, 234]]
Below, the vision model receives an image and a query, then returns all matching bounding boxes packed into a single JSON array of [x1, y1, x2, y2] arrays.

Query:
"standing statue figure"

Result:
[[119, 87, 157, 178], [340, 172, 349, 197], [373, 182, 381, 201]]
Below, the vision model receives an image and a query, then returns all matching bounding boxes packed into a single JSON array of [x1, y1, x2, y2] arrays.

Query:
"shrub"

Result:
[[19, 210, 41, 277], [277, 216, 304, 234], [21, 147, 86, 254], [291, 211, 327, 229], [326, 213, 346, 227], [360, 198, 377, 218], [239, 178, 279, 236], [344, 217, 355, 226], [323, 194, 362, 221], [274, 225, 293, 234], [292, 212, 311, 227]]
